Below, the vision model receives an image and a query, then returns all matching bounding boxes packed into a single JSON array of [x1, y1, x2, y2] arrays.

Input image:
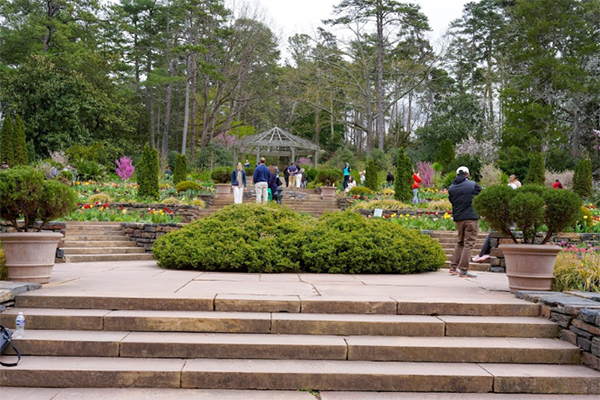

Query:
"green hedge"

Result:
[[153, 204, 446, 274]]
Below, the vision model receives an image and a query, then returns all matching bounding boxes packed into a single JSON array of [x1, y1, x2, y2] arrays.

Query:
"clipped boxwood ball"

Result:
[[301, 212, 446, 274]]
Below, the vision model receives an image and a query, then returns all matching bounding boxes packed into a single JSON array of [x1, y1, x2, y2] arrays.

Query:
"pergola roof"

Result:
[[235, 127, 321, 157]]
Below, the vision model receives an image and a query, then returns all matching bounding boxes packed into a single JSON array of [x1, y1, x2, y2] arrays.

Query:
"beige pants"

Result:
[[450, 219, 479, 271]]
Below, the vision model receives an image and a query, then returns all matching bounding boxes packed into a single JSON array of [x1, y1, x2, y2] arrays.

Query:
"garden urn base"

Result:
[[499, 244, 561, 293], [0, 232, 63, 284], [320, 186, 337, 200], [215, 183, 232, 196]]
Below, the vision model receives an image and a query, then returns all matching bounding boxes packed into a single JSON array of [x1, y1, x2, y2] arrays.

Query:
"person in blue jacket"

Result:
[[253, 157, 270, 204]]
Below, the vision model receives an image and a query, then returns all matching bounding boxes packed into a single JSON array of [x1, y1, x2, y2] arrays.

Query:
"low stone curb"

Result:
[[516, 290, 600, 371], [0, 281, 42, 312]]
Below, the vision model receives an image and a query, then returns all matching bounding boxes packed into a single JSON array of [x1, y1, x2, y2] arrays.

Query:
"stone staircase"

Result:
[[198, 187, 340, 218], [429, 231, 492, 272], [61, 222, 153, 263], [1, 295, 599, 394]]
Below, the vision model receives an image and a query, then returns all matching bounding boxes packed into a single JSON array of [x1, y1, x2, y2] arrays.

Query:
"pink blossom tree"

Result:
[[115, 156, 135, 180], [417, 161, 435, 188]]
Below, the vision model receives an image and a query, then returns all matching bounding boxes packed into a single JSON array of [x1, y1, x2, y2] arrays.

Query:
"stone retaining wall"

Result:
[[122, 222, 185, 251], [517, 291, 600, 371], [110, 197, 213, 223]]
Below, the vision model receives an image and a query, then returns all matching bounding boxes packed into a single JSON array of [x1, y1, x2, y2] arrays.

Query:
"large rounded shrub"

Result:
[[316, 168, 343, 186], [211, 166, 232, 184], [153, 204, 311, 273], [301, 212, 446, 274]]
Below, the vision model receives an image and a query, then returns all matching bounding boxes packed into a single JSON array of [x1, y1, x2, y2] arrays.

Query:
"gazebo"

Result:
[[233, 127, 321, 168]]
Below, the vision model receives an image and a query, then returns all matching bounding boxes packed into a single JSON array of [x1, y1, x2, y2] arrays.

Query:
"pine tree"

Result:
[[524, 152, 545, 185], [173, 153, 188, 185], [394, 147, 413, 203], [0, 116, 14, 166], [365, 158, 379, 191], [12, 115, 28, 166], [137, 144, 160, 199], [573, 158, 592, 198], [436, 139, 455, 172]]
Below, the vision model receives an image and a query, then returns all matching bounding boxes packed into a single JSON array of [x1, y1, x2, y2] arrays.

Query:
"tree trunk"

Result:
[[571, 95, 581, 158], [181, 54, 191, 155], [376, 12, 385, 150]]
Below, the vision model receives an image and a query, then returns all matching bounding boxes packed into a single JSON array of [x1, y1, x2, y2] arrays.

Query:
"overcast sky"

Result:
[[251, 0, 471, 55]]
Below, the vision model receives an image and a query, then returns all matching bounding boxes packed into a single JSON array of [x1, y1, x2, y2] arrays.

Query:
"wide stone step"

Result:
[[62, 240, 138, 248], [443, 262, 491, 272], [63, 253, 154, 263], [7, 330, 580, 364], [0, 309, 557, 337], [63, 234, 127, 241], [12, 295, 540, 316], [62, 247, 147, 255], [1, 357, 599, 393]]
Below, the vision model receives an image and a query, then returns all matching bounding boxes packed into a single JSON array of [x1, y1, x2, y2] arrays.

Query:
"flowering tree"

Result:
[[455, 135, 499, 161], [115, 156, 135, 180], [416, 162, 435, 188]]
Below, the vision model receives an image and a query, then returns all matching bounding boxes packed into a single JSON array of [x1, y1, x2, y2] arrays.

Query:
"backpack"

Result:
[[0, 325, 21, 367]]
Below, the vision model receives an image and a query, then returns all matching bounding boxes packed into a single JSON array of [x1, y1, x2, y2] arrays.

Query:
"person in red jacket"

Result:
[[553, 179, 564, 189], [412, 171, 422, 204]]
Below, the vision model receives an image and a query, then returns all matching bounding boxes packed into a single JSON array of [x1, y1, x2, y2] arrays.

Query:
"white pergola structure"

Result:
[[233, 127, 321, 168]]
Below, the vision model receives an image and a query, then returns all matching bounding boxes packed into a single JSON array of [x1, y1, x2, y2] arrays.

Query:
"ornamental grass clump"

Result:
[[302, 212, 446, 274], [553, 244, 600, 292], [473, 184, 582, 244]]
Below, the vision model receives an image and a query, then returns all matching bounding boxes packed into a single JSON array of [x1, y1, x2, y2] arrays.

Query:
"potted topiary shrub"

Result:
[[316, 169, 343, 199], [212, 166, 233, 196], [473, 184, 582, 292], [0, 166, 78, 283]]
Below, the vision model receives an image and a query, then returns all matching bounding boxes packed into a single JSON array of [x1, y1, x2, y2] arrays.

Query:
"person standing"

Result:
[[253, 157, 270, 204], [243, 160, 251, 168], [231, 162, 247, 204], [412, 171, 422, 204], [448, 166, 482, 278], [296, 167, 303, 188], [386, 171, 394, 186], [268, 165, 283, 204], [508, 175, 521, 189], [343, 163, 351, 189], [287, 162, 297, 188]]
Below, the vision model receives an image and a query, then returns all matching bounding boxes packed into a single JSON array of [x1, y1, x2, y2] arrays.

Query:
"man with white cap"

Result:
[[448, 166, 482, 278]]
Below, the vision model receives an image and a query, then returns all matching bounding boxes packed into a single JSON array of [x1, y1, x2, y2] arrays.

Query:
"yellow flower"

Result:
[[122, 209, 127, 214]]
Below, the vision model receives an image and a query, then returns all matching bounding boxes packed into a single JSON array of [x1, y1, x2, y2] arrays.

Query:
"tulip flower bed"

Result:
[[62, 203, 183, 224]]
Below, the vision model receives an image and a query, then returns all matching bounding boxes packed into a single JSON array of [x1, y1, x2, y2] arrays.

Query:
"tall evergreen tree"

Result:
[[137, 144, 159, 199], [573, 158, 593, 198], [12, 115, 28, 166], [524, 152, 545, 185], [394, 147, 413, 202], [0, 116, 14, 166], [365, 158, 379, 191], [173, 153, 188, 185], [436, 139, 455, 172]]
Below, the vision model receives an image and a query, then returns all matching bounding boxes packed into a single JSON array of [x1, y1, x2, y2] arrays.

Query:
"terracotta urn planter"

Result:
[[215, 183, 232, 196], [0, 232, 63, 284], [320, 186, 337, 200], [499, 244, 562, 293]]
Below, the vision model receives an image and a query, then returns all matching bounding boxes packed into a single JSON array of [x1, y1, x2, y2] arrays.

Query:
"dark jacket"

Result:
[[268, 173, 282, 192], [448, 175, 482, 221], [231, 169, 247, 187], [253, 164, 270, 183]]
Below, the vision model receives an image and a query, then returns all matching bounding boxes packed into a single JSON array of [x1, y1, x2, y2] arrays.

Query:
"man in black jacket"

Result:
[[448, 166, 482, 278]]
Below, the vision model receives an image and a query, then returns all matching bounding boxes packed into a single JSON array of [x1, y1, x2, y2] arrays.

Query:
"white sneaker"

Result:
[[478, 254, 490, 262], [472, 255, 481, 262]]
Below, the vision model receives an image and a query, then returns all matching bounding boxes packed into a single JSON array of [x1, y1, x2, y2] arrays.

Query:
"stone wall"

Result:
[[111, 197, 213, 223], [517, 291, 600, 371], [122, 222, 185, 251]]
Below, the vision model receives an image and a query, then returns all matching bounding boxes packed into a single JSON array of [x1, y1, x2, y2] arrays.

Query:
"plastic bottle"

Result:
[[15, 312, 25, 338]]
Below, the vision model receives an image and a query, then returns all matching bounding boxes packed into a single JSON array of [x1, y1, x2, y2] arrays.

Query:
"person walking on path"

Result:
[[231, 162, 247, 204], [343, 163, 351, 189], [412, 171, 422, 204], [253, 158, 270, 204], [287, 162, 297, 188], [448, 166, 482, 278]]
